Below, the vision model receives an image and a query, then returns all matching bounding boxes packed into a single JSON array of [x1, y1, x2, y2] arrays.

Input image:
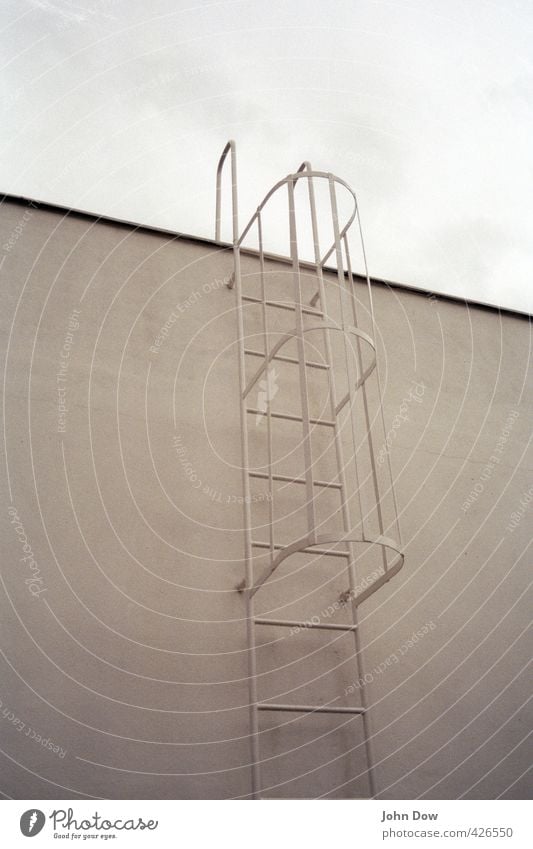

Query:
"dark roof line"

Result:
[[1, 192, 530, 320]]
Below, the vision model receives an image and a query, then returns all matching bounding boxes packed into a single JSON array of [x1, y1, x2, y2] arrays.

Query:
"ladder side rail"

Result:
[[327, 176, 377, 797], [343, 221, 406, 800], [343, 235, 390, 555], [257, 212, 276, 561], [244, 164, 328, 797], [355, 211, 403, 549], [299, 169, 371, 799], [328, 178, 368, 545], [288, 177, 317, 539], [301, 167, 364, 650], [222, 141, 261, 799], [326, 180, 369, 578], [328, 184, 367, 539]]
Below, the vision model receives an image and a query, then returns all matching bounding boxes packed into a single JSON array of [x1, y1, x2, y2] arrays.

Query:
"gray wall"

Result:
[[0, 198, 531, 799]]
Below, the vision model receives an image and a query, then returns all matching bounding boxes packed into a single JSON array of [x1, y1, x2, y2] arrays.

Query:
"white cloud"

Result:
[[1, 0, 531, 312]]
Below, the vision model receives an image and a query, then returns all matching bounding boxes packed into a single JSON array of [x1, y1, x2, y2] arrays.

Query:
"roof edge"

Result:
[[1, 192, 530, 320]]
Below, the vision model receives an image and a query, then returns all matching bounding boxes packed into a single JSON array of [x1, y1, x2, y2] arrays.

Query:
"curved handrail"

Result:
[[242, 323, 376, 400], [216, 142, 315, 242], [249, 532, 404, 602], [216, 141, 360, 271], [215, 139, 238, 243], [237, 169, 357, 250]]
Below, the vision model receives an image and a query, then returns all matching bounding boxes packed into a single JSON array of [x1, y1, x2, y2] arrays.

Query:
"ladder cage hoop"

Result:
[[249, 534, 404, 601]]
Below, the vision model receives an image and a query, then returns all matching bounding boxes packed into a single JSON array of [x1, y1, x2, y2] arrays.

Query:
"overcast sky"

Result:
[[1, 0, 531, 313]]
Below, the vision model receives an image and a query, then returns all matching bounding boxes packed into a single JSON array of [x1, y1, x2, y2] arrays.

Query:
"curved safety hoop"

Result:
[[242, 323, 376, 406], [249, 533, 404, 601], [237, 169, 357, 255]]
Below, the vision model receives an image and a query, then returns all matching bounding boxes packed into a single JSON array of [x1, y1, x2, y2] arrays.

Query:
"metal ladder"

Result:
[[216, 141, 404, 799]]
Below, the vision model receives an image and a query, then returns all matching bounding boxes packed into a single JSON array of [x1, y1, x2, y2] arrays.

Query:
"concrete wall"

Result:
[[0, 197, 531, 800]]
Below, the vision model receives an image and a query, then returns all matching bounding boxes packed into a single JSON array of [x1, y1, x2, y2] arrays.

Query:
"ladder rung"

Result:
[[258, 703, 365, 715], [247, 408, 336, 427], [252, 540, 351, 559], [255, 617, 357, 632], [242, 294, 324, 317], [244, 347, 329, 371], [249, 471, 341, 490]]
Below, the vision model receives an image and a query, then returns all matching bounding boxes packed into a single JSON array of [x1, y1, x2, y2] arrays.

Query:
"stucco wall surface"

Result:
[[0, 199, 530, 799]]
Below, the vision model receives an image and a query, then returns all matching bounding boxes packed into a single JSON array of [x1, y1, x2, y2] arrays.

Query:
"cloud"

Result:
[[0, 0, 531, 312]]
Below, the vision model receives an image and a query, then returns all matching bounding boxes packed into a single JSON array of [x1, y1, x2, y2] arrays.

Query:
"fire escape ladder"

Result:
[[216, 141, 404, 799]]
